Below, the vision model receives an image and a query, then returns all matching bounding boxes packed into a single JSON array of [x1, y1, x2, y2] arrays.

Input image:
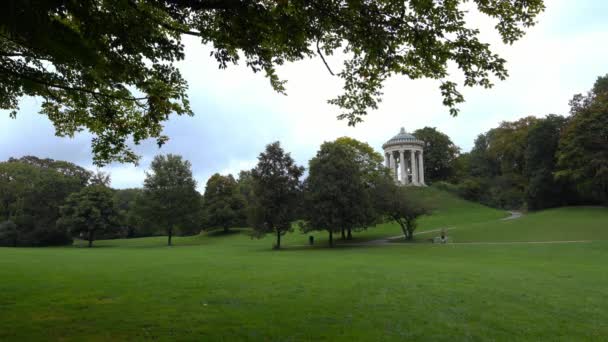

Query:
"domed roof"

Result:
[[382, 127, 424, 149]]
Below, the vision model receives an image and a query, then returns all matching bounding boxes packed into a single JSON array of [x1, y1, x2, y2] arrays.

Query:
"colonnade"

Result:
[[384, 149, 425, 186]]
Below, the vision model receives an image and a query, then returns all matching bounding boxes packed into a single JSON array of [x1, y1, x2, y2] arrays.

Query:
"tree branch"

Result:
[[316, 40, 335, 76], [0, 65, 148, 102]]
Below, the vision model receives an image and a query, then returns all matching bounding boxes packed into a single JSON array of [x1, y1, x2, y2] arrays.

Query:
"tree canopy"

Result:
[[413, 127, 460, 183], [2, 0, 545, 165], [202, 173, 246, 232], [556, 75, 608, 203], [57, 185, 118, 247], [141, 154, 201, 245], [0, 157, 88, 246], [302, 140, 378, 246], [249, 142, 303, 249]]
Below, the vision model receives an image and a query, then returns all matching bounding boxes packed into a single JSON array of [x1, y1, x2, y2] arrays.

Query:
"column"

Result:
[[384, 153, 389, 168], [400, 150, 407, 185], [410, 150, 418, 185], [389, 153, 397, 181], [419, 150, 425, 185]]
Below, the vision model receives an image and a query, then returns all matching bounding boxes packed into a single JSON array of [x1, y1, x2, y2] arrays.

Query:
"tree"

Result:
[[202, 173, 246, 232], [141, 154, 201, 246], [413, 127, 460, 183], [556, 75, 608, 203], [333, 136, 384, 239], [302, 141, 378, 247], [0, 158, 87, 246], [1, 0, 545, 165], [524, 114, 570, 210], [249, 142, 303, 249], [57, 185, 118, 248], [374, 176, 430, 240]]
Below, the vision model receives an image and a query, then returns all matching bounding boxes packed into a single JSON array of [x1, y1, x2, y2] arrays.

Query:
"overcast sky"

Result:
[[1, 0, 607, 191]]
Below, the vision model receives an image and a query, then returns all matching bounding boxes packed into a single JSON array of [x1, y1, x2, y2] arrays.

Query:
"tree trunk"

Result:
[[167, 227, 173, 246], [224, 226, 229, 233], [88, 230, 93, 248], [341, 228, 345, 240], [347, 227, 352, 240], [329, 230, 333, 247], [276, 230, 281, 249], [398, 222, 408, 240]]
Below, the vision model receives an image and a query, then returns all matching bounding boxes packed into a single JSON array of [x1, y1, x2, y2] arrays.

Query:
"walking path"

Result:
[[502, 211, 523, 220]]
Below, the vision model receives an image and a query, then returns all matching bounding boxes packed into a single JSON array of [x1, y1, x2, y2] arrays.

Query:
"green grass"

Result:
[[1, 189, 607, 341], [448, 206, 608, 242]]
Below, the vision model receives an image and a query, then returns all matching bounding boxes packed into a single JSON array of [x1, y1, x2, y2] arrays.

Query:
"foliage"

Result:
[[524, 115, 572, 209], [249, 142, 303, 249], [0, 220, 18, 247], [556, 75, 608, 203], [57, 185, 118, 247], [90, 170, 112, 187], [7, 156, 92, 186], [413, 127, 460, 183], [373, 175, 431, 240], [454, 116, 557, 210], [236, 170, 255, 207], [141, 154, 201, 246], [333, 136, 384, 175], [113, 188, 150, 238], [202, 173, 246, 232], [302, 140, 378, 246], [0, 158, 88, 246], [1, 0, 544, 165]]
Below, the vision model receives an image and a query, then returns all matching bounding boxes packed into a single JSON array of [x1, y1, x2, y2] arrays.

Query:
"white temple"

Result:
[[382, 127, 426, 186]]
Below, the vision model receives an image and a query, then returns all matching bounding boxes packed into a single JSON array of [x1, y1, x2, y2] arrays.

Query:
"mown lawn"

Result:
[[1, 190, 607, 341]]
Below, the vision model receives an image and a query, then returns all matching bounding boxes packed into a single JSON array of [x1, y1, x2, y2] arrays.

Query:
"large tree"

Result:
[[202, 173, 246, 232], [141, 154, 201, 246], [1, 0, 545, 165], [249, 142, 303, 249], [57, 185, 118, 247], [556, 75, 608, 203], [302, 140, 378, 247], [331, 136, 384, 239], [413, 127, 460, 183]]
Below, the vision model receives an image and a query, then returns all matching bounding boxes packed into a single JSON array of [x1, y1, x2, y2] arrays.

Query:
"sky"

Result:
[[1, 0, 607, 192]]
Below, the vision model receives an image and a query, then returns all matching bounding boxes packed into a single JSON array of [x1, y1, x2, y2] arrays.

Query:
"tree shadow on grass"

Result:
[[203, 228, 250, 238]]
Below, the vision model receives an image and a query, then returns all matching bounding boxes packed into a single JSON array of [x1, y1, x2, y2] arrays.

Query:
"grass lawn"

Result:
[[1, 189, 607, 341]]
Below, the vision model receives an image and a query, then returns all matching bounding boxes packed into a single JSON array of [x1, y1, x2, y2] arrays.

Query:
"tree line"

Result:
[[419, 75, 608, 210], [0, 140, 428, 248], [2, 74, 605, 247]]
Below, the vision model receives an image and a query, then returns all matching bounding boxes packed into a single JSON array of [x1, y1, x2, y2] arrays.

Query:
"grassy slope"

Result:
[[449, 206, 608, 242], [1, 190, 607, 341]]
